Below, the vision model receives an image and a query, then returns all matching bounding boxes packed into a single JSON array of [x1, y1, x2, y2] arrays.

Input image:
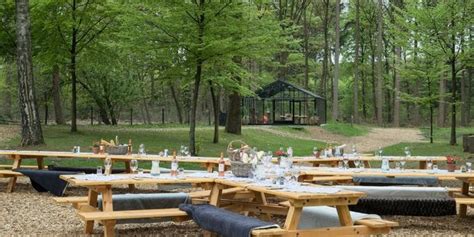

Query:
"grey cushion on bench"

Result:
[[353, 176, 439, 186], [97, 193, 191, 223], [179, 204, 279, 237], [298, 206, 381, 229]]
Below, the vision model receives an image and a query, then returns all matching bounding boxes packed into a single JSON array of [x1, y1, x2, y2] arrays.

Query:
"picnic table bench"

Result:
[[58, 173, 397, 237], [300, 167, 474, 216]]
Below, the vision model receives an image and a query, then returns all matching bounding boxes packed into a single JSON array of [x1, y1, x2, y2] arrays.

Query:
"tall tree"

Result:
[[15, 0, 44, 145], [375, 0, 384, 125], [51, 65, 65, 124], [332, 0, 340, 121], [352, 0, 361, 123]]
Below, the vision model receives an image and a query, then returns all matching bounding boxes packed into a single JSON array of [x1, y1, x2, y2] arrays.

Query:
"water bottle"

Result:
[[151, 160, 160, 176], [381, 157, 390, 172]]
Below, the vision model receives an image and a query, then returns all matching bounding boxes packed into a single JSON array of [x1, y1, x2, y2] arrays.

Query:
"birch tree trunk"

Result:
[[15, 0, 44, 146], [332, 0, 340, 121], [375, 0, 384, 126], [438, 77, 447, 127], [4, 63, 13, 120]]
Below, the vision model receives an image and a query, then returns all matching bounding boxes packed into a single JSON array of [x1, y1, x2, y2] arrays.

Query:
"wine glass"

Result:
[[404, 147, 411, 158], [400, 157, 406, 171], [313, 147, 318, 157], [342, 156, 349, 170], [130, 159, 138, 173], [354, 158, 361, 169], [138, 144, 146, 156], [352, 145, 357, 154], [377, 147, 383, 158], [104, 158, 112, 175]]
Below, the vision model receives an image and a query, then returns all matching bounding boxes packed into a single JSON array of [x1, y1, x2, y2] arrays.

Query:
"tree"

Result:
[[15, 0, 44, 145], [332, 0, 341, 121], [375, 0, 384, 126], [352, 0, 361, 123]]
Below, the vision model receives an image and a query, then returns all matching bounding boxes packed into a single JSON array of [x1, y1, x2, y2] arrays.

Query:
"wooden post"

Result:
[[130, 108, 133, 126]]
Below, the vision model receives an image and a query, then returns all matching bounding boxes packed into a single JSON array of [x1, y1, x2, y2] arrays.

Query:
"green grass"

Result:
[[321, 122, 370, 137], [0, 125, 325, 169]]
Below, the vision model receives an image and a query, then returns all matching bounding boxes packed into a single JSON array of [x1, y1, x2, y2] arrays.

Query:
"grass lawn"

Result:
[[321, 122, 370, 137], [0, 125, 325, 169]]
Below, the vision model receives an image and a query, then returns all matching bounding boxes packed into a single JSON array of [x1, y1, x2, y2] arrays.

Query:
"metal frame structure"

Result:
[[242, 80, 326, 125]]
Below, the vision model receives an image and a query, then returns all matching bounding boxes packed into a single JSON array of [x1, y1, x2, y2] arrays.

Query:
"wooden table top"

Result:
[[60, 173, 365, 200], [301, 167, 474, 179], [291, 156, 447, 162]]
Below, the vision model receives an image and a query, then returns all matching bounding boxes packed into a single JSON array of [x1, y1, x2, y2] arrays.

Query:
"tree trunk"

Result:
[[375, 0, 384, 126], [353, 0, 360, 123], [438, 77, 447, 127], [449, 18, 457, 145], [393, 47, 401, 127], [332, 0, 340, 121], [461, 69, 468, 126], [225, 91, 242, 135], [170, 84, 183, 124], [209, 81, 219, 143], [371, 50, 377, 122], [320, 0, 330, 96], [142, 97, 151, 124], [4, 63, 13, 120], [15, 0, 44, 146], [52, 65, 65, 125], [70, 0, 78, 132]]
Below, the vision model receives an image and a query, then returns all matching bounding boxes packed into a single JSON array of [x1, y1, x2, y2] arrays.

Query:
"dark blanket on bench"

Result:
[[349, 197, 456, 216], [48, 165, 126, 174], [353, 176, 439, 186], [179, 204, 278, 237], [15, 168, 77, 196], [98, 193, 191, 223]]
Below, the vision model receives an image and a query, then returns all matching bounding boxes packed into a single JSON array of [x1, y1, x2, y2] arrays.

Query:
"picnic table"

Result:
[[59, 173, 397, 237], [299, 167, 474, 216], [0, 150, 231, 192], [289, 155, 447, 169]]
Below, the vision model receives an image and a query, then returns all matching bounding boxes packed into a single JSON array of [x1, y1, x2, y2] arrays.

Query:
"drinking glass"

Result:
[[395, 162, 401, 170], [359, 161, 365, 170], [338, 161, 344, 169], [400, 157, 406, 171], [404, 147, 411, 157], [352, 145, 357, 154], [433, 164, 439, 171], [466, 162, 472, 172], [342, 156, 349, 169], [138, 144, 146, 156], [104, 158, 112, 175], [377, 147, 383, 157], [354, 158, 361, 169], [313, 147, 318, 157], [130, 159, 138, 173], [96, 166, 103, 175], [426, 160, 433, 170], [178, 168, 185, 178]]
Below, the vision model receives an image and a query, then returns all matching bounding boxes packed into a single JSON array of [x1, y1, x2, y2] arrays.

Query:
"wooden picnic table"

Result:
[[0, 150, 231, 192], [299, 167, 474, 216], [59, 174, 396, 237], [289, 155, 447, 169]]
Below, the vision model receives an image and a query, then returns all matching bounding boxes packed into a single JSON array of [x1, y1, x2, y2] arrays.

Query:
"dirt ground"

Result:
[[1, 178, 473, 237]]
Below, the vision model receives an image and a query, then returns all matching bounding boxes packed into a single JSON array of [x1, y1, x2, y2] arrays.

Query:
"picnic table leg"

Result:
[[36, 157, 44, 170], [336, 205, 353, 226], [209, 183, 223, 207], [85, 189, 99, 234], [7, 155, 22, 193], [101, 186, 116, 237], [459, 182, 470, 217], [283, 205, 303, 230], [253, 191, 272, 221], [419, 161, 427, 169], [124, 160, 135, 191], [363, 160, 371, 168]]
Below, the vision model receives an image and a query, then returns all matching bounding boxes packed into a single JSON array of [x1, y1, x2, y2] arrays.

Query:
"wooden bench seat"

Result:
[[455, 198, 474, 206], [78, 208, 188, 221], [0, 170, 22, 177], [0, 164, 46, 170]]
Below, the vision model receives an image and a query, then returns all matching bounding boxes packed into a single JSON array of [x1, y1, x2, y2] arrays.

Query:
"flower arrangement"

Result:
[[446, 155, 459, 172], [275, 149, 288, 158]]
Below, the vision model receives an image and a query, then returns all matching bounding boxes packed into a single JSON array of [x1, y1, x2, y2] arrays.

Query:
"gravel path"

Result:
[[1, 178, 473, 236]]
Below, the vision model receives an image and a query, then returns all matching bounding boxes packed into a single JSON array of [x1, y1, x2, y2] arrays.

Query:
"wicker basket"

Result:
[[227, 140, 251, 162], [231, 161, 253, 177], [106, 145, 128, 155]]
